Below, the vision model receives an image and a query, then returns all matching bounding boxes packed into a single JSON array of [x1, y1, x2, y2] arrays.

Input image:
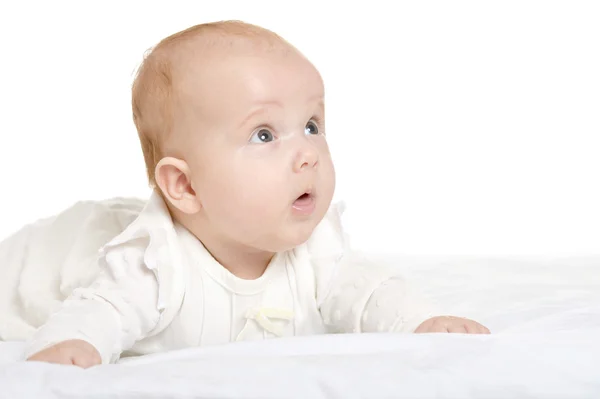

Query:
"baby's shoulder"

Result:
[[97, 192, 186, 324]]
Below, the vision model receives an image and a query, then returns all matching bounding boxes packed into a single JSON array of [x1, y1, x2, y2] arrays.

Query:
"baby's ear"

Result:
[[154, 157, 201, 214]]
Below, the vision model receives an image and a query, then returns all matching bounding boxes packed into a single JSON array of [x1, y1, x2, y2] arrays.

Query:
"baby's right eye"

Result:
[[249, 128, 275, 144]]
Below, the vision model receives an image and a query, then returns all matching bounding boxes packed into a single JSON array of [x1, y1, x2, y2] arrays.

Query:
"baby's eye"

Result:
[[250, 128, 275, 144], [305, 120, 319, 136]]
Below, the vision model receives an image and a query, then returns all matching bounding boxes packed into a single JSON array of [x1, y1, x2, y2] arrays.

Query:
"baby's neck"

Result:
[[199, 233, 275, 280], [175, 212, 274, 280]]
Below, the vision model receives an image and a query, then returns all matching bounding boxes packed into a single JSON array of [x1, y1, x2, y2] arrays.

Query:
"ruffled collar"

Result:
[[99, 189, 348, 299]]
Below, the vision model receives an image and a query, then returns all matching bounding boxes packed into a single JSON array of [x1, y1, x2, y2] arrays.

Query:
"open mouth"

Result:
[[292, 191, 316, 215], [296, 192, 311, 202]]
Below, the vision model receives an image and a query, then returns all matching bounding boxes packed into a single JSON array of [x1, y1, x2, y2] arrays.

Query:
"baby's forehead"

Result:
[[143, 23, 323, 125], [169, 35, 318, 97]]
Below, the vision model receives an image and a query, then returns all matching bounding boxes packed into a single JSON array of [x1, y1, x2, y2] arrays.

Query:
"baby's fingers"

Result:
[[448, 323, 468, 333], [464, 321, 491, 334], [27, 351, 71, 365], [477, 323, 491, 334], [72, 353, 101, 369]]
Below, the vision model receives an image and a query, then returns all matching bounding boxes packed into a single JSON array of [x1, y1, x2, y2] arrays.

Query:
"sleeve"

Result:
[[308, 203, 437, 334], [23, 240, 161, 365], [318, 256, 436, 334]]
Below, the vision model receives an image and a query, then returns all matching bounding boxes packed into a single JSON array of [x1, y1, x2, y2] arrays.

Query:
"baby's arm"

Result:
[[359, 274, 489, 334], [318, 257, 433, 333], [25, 244, 161, 367], [309, 203, 489, 335], [318, 257, 489, 334]]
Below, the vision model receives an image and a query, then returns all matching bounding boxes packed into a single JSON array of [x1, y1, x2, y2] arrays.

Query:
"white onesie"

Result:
[[24, 191, 435, 364]]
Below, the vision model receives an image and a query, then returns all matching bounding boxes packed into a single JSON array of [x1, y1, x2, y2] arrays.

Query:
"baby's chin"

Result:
[[261, 219, 324, 252], [236, 199, 331, 252]]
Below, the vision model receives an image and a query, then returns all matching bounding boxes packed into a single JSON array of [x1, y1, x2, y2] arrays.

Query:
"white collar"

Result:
[[99, 189, 348, 297]]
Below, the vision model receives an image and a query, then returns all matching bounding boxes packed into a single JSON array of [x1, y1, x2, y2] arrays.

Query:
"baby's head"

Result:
[[131, 21, 335, 254]]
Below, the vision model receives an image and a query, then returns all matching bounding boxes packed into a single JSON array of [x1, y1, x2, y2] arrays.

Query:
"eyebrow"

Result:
[[238, 101, 282, 129], [238, 94, 325, 129]]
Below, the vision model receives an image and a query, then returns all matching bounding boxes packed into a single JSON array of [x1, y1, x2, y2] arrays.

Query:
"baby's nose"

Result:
[[293, 143, 319, 172]]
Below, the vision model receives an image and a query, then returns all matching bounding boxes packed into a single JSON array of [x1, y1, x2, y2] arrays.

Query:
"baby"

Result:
[[26, 20, 489, 368]]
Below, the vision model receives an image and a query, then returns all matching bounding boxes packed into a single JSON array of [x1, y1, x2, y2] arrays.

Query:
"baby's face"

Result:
[[175, 48, 335, 252]]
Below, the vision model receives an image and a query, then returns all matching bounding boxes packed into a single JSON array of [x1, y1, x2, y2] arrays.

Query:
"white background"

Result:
[[0, 1, 598, 257]]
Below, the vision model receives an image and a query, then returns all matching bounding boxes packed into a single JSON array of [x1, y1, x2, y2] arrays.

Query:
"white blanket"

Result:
[[0, 198, 599, 398]]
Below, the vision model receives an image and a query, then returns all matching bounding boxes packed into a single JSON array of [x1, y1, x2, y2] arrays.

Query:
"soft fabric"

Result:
[[1, 255, 599, 398], [0, 192, 435, 364], [0, 198, 145, 341]]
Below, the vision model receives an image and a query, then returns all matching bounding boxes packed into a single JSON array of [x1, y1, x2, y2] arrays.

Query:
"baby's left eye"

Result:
[[305, 120, 319, 136]]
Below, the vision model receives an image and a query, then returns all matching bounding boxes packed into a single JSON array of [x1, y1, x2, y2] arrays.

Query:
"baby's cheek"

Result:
[[320, 155, 336, 185]]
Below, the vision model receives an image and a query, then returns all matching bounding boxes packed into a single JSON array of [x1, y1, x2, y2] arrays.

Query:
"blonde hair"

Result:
[[131, 20, 287, 187]]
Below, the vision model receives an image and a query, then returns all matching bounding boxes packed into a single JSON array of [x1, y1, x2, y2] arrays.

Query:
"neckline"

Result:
[[174, 223, 286, 295]]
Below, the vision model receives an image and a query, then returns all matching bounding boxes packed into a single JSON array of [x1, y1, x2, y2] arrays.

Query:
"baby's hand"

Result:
[[414, 316, 490, 334], [26, 339, 101, 368]]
